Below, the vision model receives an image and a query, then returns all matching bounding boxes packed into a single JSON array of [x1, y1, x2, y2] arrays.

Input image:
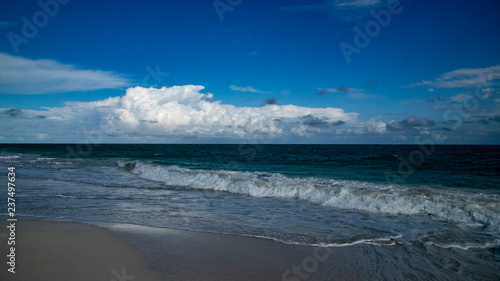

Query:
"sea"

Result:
[[1, 144, 499, 280]]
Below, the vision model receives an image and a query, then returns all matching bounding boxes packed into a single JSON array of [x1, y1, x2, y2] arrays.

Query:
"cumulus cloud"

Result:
[[407, 65, 500, 89], [366, 118, 386, 133], [0, 53, 130, 94], [2, 85, 376, 142], [230, 85, 265, 93], [301, 115, 330, 128], [96, 86, 359, 139], [386, 116, 436, 131]]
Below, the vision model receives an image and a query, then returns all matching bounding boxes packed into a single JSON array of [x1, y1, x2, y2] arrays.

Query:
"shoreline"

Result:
[[0, 220, 361, 281], [1, 220, 499, 281]]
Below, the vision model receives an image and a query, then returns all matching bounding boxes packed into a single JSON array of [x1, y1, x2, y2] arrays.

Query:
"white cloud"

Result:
[[0, 53, 130, 94], [4, 85, 498, 143], [450, 94, 472, 103], [407, 65, 500, 89], [366, 118, 386, 133], [97, 86, 359, 139], [316, 87, 381, 99], [2, 85, 384, 142], [230, 85, 265, 93], [36, 133, 48, 140]]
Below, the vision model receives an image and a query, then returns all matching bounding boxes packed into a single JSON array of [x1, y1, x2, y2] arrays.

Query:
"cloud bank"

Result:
[[0, 53, 130, 94], [3, 84, 497, 143], [2, 85, 388, 142]]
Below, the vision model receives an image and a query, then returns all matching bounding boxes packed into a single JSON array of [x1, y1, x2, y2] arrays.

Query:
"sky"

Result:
[[0, 0, 499, 144]]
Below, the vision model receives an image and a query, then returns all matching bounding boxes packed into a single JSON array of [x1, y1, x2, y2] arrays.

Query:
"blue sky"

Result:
[[1, 0, 499, 143]]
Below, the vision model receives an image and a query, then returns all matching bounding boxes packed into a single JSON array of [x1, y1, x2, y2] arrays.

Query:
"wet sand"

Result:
[[0, 220, 359, 281], [0, 221, 162, 281], [3, 220, 493, 281]]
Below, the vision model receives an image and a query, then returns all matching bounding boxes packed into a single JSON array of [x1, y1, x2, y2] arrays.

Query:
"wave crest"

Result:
[[120, 161, 500, 234]]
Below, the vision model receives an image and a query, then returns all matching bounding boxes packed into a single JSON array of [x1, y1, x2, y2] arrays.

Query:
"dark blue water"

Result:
[[2, 144, 499, 189]]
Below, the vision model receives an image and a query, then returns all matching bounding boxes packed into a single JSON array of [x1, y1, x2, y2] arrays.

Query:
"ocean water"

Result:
[[1, 144, 499, 279]]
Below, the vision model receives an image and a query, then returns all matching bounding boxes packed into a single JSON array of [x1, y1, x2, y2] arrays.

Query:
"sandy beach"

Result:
[[0, 220, 362, 281], [1, 219, 498, 280], [0, 221, 163, 281]]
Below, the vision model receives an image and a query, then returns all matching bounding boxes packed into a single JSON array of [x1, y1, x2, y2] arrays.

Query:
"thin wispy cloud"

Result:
[[0, 21, 16, 27], [316, 86, 358, 95], [230, 85, 265, 93], [402, 96, 446, 105], [281, 0, 386, 22], [316, 86, 381, 99], [450, 94, 472, 103], [281, 0, 382, 12], [407, 65, 500, 89], [0, 53, 131, 94], [336, 0, 382, 8]]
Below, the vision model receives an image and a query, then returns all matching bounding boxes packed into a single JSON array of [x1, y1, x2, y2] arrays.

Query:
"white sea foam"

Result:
[[0, 155, 21, 159], [120, 161, 500, 234]]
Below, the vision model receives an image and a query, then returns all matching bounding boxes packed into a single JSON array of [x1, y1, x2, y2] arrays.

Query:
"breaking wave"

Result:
[[120, 160, 500, 234]]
